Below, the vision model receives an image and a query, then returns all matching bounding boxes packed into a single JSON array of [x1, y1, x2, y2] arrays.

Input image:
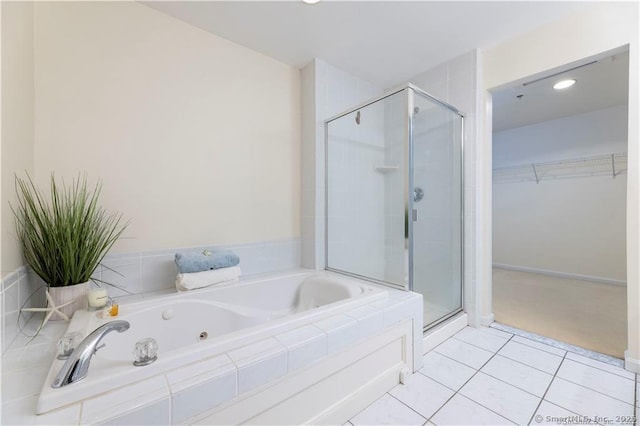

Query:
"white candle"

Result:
[[88, 288, 109, 309]]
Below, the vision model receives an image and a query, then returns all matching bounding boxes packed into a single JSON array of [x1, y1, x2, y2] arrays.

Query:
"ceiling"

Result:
[[143, 1, 591, 88], [492, 50, 629, 132], [142, 1, 626, 131]]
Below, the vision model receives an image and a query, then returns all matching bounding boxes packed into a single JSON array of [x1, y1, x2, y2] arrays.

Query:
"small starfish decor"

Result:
[[21, 289, 75, 327]]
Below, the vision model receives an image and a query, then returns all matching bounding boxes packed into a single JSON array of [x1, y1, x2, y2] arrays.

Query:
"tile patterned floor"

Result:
[[347, 326, 639, 425]]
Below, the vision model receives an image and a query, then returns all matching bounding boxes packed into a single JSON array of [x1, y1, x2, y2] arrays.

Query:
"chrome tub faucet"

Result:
[[52, 320, 130, 388]]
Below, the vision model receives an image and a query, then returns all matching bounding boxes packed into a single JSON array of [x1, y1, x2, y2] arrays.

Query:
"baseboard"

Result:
[[423, 313, 468, 354], [480, 313, 495, 326], [624, 350, 640, 373], [493, 263, 626, 286]]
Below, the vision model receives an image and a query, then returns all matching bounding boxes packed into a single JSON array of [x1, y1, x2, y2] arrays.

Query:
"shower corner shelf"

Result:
[[374, 165, 399, 174]]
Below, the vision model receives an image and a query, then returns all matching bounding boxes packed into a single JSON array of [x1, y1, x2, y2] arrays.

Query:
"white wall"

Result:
[[1, 2, 35, 277], [493, 106, 628, 282], [493, 105, 628, 167], [0, 1, 38, 353], [33, 2, 300, 254], [482, 1, 639, 370], [494, 177, 626, 281]]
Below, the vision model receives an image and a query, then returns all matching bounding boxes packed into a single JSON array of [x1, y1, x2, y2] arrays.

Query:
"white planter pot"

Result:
[[47, 282, 89, 320]]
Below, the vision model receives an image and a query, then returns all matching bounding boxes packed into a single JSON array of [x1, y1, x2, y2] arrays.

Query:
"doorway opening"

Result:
[[490, 48, 629, 358]]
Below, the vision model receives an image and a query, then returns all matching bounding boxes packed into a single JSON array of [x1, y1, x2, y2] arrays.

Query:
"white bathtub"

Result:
[[37, 270, 388, 416]]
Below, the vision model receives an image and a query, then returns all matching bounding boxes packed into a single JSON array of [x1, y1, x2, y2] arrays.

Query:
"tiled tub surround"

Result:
[[1, 238, 301, 354], [0, 265, 54, 355], [37, 270, 383, 413], [92, 238, 302, 298], [3, 270, 423, 425]]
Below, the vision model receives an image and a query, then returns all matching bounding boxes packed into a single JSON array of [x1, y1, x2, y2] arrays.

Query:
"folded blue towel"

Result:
[[175, 249, 240, 274]]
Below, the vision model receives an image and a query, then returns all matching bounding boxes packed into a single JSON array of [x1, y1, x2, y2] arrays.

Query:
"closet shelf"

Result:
[[493, 152, 628, 184]]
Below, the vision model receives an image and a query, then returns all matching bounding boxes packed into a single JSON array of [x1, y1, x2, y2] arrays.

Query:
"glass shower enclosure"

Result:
[[325, 84, 463, 330]]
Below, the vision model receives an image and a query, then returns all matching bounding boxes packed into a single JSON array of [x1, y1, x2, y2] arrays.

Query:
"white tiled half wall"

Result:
[[1, 238, 301, 353]]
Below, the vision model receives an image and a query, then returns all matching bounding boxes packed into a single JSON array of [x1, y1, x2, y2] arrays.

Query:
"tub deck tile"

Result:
[[1, 395, 81, 426], [81, 375, 170, 425], [370, 295, 417, 327], [274, 325, 327, 372], [314, 314, 359, 354], [166, 353, 236, 388], [170, 369, 237, 424], [99, 396, 171, 426], [344, 305, 384, 340], [228, 338, 288, 394]]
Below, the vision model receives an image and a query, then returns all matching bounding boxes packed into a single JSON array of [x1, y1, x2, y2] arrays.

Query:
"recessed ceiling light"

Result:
[[302, 0, 321, 4], [553, 79, 576, 90]]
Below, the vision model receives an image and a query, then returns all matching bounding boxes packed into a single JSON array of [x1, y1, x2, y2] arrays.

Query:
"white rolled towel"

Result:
[[176, 266, 242, 291]]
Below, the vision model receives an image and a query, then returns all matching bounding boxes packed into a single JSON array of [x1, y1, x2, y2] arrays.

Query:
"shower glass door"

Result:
[[326, 90, 408, 289], [326, 85, 464, 331], [410, 89, 463, 328]]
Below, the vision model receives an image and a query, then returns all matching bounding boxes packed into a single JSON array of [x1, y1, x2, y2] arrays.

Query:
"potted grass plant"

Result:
[[12, 173, 128, 320]]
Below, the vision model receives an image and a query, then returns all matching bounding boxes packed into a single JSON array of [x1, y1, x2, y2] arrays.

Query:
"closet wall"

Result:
[[493, 104, 628, 283]]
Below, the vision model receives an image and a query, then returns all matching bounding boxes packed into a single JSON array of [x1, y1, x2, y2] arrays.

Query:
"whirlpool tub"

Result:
[[37, 269, 422, 425]]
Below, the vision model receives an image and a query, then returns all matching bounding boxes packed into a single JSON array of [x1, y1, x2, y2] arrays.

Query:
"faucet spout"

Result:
[[52, 320, 130, 388]]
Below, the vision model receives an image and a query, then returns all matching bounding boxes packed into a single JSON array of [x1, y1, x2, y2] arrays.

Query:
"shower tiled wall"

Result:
[[1, 238, 301, 353], [326, 93, 387, 280], [0, 267, 43, 354], [408, 50, 481, 324], [301, 59, 383, 271], [302, 52, 482, 320]]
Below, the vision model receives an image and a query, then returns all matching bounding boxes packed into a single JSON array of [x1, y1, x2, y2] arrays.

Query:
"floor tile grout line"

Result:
[[373, 325, 632, 426], [528, 354, 635, 424], [432, 348, 495, 372], [531, 399, 588, 424], [491, 322, 624, 368], [510, 335, 568, 357], [491, 351, 561, 376], [633, 373, 637, 424], [561, 356, 635, 381], [479, 368, 551, 400], [438, 332, 562, 378], [426, 334, 517, 424], [428, 326, 501, 354], [476, 326, 514, 339], [386, 391, 428, 423], [415, 369, 464, 394], [450, 334, 509, 354], [552, 375, 636, 407], [422, 345, 489, 372], [493, 325, 635, 388], [438, 340, 629, 405], [527, 350, 567, 425], [450, 325, 634, 423], [429, 391, 516, 426]]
